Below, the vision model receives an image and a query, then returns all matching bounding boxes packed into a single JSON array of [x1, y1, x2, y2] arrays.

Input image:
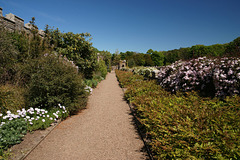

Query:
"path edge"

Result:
[[121, 87, 154, 160], [20, 120, 61, 160]]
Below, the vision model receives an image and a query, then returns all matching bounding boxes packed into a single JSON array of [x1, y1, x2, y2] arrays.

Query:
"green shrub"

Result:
[[24, 54, 88, 114], [0, 27, 19, 84], [0, 84, 26, 114], [117, 70, 240, 159], [95, 60, 108, 79]]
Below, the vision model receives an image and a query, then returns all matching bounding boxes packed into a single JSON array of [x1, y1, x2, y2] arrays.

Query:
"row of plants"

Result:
[[122, 56, 240, 98], [158, 56, 240, 98], [116, 70, 240, 159]]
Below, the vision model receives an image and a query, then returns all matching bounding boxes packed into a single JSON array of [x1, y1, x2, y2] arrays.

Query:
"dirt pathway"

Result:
[[25, 71, 147, 160]]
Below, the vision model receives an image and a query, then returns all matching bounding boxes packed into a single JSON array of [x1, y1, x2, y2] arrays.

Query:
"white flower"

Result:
[[53, 113, 58, 118], [42, 119, 45, 122], [49, 117, 53, 120], [47, 115, 49, 117], [0, 113, 2, 117], [29, 122, 33, 125], [26, 116, 30, 119]]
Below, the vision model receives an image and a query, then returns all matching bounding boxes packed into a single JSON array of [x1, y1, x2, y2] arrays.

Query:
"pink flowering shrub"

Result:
[[158, 57, 240, 97]]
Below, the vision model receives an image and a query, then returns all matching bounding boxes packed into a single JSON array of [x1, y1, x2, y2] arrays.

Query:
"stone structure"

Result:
[[118, 60, 127, 69], [0, 7, 3, 18], [0, 7, 44, 37]]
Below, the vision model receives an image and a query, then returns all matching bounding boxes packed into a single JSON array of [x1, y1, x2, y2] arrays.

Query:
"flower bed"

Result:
[[116, 70, 240, 159], [0, 104, 68, 158]]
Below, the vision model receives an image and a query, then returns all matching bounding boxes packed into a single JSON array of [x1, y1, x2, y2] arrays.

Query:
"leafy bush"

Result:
[[0, 27, 19, 84], [116, 70, 240, 159], [95, 60, 108, 79], [0, 84, 26, 114], [23, 54, 88, 114]]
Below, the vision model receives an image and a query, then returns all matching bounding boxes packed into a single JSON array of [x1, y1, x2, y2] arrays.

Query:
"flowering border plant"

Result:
[[158, 56, 240, 97]]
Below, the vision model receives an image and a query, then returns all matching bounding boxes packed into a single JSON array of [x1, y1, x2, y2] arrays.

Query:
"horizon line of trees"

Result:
[[111, 36, 240, 68]]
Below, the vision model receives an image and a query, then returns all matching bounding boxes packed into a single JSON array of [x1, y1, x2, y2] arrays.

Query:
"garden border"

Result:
[[122, 88, 154, 160]]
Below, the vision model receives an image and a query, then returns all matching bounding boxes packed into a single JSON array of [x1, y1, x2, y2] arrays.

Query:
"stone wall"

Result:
[[0, 7, 44, 37]]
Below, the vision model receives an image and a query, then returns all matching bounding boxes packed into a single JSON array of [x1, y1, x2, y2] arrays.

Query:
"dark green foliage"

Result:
[[119, 51, 155, 67], [225, 37, 240, 56], [116, 70, 240, 159], [127, 58, 136, 68], [0, 119, 27, 150], [111, 53, 121, 66], [0, 85, 25, 114], [25, 54, 88, 114], [144, 54, 155, 66], [0, 27, 19, 84]]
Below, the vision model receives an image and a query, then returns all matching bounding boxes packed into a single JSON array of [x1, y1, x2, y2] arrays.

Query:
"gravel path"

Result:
[[25, 71, 147, 160]]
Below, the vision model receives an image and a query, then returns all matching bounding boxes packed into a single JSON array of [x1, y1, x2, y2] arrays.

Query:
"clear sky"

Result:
[[1, 0, 240, 54]]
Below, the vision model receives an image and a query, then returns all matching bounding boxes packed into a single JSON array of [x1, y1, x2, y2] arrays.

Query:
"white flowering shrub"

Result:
[[125, 67, 159, 79], [158, 57, 240, 97]]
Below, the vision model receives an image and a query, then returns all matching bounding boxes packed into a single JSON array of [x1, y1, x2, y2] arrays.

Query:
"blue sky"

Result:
[[1, 0, 240, 53]]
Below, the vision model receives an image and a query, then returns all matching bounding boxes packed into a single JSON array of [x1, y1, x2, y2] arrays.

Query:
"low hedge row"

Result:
[[116, 70, 240, 159]]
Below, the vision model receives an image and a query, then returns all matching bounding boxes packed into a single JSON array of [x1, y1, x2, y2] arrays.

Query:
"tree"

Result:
[[134, 53, 145, 66], [144, 54, 154, 66], [147, 49, 165, 66], [98, 50, 112, 72], [112, 49, 121, 66]]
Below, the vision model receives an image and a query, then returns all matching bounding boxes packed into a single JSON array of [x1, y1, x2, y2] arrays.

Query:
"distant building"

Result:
[[118, 60, 127, 69]]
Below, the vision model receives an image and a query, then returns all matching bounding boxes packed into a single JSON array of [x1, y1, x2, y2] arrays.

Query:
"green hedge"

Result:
[[116, 70, 240, 159]]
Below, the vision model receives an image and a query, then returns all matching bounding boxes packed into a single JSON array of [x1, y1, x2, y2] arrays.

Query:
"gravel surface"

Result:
[[25, 71, 147, 160]]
